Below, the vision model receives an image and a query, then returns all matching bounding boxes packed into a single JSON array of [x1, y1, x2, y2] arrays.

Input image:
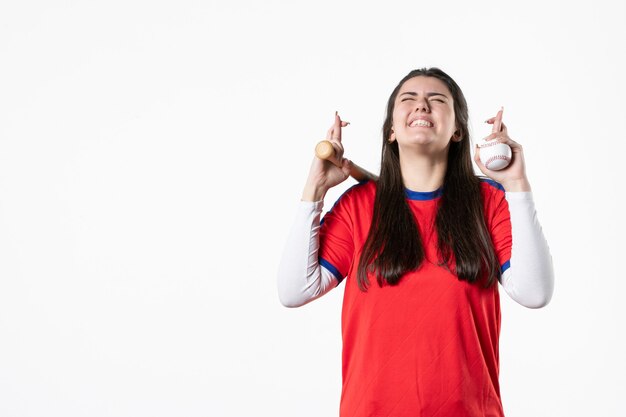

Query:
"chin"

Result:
[[402, 136, 437, 147]]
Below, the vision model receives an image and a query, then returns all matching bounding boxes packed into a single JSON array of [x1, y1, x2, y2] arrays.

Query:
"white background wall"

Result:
[[1, 0, 624, 416]]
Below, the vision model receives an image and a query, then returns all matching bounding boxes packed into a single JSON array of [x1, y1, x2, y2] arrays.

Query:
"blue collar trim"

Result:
[[404, 187, 443, 200]]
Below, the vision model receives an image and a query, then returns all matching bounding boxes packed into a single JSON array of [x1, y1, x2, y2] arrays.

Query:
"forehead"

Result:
[[398, 76, 451, 96]]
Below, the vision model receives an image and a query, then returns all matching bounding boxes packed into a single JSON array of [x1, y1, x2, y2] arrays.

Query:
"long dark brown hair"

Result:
[[356, 68, 501, 291]]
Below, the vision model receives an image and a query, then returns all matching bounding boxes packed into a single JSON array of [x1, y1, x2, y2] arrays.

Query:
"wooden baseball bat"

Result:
[[315, 140, 379, 182]]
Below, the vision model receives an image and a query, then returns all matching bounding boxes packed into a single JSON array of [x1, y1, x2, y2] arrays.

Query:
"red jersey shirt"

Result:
[[319, 179, 512, 417]]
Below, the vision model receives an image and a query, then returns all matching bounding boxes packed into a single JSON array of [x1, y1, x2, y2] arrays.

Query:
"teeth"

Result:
[[410, 119, 433, 127]]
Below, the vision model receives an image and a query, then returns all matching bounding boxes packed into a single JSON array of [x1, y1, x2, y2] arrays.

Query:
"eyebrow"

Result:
[[399, 92, 449, 99]]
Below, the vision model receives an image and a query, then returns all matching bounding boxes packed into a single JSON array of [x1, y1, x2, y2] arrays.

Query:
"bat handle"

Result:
[[315, 140, 336, 162], [314, 140, 378, 182]]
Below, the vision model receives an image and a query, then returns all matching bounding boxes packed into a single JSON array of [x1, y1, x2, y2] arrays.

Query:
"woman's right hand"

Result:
[[301, 112, 352, 202]]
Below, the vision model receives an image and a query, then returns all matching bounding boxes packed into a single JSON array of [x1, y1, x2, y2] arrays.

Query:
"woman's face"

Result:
[[390, 76, 458, 153]]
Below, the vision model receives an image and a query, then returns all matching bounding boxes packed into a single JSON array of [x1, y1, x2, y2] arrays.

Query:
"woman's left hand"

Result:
[[474, 107, 532, 192]]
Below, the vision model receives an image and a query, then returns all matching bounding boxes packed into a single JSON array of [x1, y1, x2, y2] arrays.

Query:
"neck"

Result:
[[398, 147, 448, 192]]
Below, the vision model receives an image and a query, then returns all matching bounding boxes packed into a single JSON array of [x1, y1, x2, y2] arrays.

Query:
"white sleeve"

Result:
[[500, 192, 555, 308], [277, 200, 340, 308]]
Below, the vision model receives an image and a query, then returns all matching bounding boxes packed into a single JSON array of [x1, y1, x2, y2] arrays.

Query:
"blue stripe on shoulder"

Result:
[[501, 260, 511, 274], [480, 177, 505, 192], [320, 180, 371, 225], [320, 257, 344, 283]]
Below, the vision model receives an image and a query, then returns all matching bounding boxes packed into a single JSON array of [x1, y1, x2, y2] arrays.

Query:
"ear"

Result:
[[451, 130, 462, 142], [389, 129, 396, 143]]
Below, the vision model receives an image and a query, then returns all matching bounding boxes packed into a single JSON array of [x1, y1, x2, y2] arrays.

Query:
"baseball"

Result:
[[478, 139, 512, 171]]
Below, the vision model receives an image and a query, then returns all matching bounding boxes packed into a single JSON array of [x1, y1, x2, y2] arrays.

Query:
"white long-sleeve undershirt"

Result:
[[277, 192, 554, 309], [501, 192, 554, 308]]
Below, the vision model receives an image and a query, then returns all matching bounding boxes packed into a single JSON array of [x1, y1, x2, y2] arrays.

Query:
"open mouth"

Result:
[[409, 119, 433, 128]]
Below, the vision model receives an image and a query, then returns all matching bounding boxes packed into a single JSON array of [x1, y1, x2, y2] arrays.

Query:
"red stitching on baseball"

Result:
[[478, 140, 505, 148], [485, 155, 510, 169]]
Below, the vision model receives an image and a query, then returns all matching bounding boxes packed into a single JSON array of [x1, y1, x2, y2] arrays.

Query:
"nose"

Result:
[[414, 97, 430, 112]]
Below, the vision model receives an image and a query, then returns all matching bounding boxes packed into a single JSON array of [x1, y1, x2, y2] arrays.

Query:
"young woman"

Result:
[[277, 68, 554, 417]]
